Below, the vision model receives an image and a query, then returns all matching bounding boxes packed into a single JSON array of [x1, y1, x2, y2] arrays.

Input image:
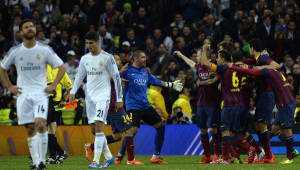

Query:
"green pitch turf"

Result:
[[0, 155, 299, 170]]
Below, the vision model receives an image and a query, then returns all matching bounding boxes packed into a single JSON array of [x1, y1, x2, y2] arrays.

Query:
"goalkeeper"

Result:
[[118, 50, 183, 164]]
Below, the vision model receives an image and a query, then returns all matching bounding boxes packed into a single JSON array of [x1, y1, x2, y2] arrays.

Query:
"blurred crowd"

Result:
[[0, 0, 300, 125]]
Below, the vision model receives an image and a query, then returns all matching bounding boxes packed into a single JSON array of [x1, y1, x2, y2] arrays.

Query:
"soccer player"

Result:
[[69, 31, 123, 168], [245, 39, 280, 163], [173, 50, 221, 163], [200, 45, 257, 164], [0, 19, 66, 170], [46, 65, 72, 164], [230, 64, 297, 164], [121, 50, 183, 164], [85, 54, 144, 165]]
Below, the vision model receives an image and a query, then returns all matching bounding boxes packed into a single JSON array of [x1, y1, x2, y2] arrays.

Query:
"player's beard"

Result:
[[23, 31, 36, 40]]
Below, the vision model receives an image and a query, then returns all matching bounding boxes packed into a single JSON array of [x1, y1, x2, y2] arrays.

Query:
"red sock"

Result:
[[235, 146, 241, 159], [236, 134, 251, 152], [201, 134, 211, 157], [260, 132, 272, 159], [212, 134, 221, 156], [222, 136, 231, 160], [125, 136, 135, 161], [90, 143, 94, 151]]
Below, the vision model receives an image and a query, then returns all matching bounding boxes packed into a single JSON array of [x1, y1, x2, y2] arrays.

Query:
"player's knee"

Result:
[[90, 128, 95, 135], [112, 133, 122, 141], [35, 119, 47, 133], [153, 121, 163, 129], [25, 124, 35, 137], [208, 128, 217, 135], [200, 128, 208, 134], [48, 122, 57, 134], [283, 128, 292, 137]]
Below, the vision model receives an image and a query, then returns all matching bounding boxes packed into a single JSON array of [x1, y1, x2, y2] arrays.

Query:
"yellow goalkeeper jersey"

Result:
[[47, 65, 73, 102]]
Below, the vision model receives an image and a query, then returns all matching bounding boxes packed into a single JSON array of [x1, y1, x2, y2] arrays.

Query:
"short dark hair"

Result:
[[84, 31, 99, 41], [232, 50, 244, 63], [19, 18, 35, 30], [132, 50, 144, 60], [249, 38, 264, 52], [219, 50, 231, 62]]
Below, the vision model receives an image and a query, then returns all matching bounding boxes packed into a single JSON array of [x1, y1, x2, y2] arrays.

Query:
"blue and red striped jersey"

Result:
[[234, 63, 252, 106], [216, 64, 244, 107], [231, 66, 294, 107], [195, 64, 220, 107], [255, 54, 274, 92]]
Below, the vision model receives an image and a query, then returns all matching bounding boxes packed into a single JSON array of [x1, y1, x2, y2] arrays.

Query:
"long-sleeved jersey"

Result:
[[70, 50, 122, 102], [121, 65, 161, 110], [0, 42, 63, 95]]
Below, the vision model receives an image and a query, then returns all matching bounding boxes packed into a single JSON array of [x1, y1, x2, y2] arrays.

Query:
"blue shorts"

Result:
[[196, 106, 220, 129], [273, 102, 296, 128], [255, 91, 275, 124], [107, 109, 131, 133], [220, 106, 242, 132]]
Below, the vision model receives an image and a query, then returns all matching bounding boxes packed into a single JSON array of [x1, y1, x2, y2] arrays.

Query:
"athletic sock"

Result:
[[53, 136, 64, 155], [154, 126, 165, 156], [235, 134, 251, 152], [90, 142, 94, 151], [103, 137, 113, 160], [37, 132, 48, 164], [222, 136, 231, 160], [212, 133, 221, 156], [284, 136, 294, 160], [125, 136, 135, 161], [28, 135, 40, 166], [119, 137, 126, 155], [260, 131, 272, 159], [246, 134, 262, 154], [201, 134, 211, 157], [93, 133, 105, 164]]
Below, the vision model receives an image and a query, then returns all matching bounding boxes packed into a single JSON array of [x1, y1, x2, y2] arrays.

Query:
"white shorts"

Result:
[[17, 94, 49, 125], [85, 99, 110, 124]]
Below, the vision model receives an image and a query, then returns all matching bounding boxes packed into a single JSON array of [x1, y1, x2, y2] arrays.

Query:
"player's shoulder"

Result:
[[100, 50, 113, 59], [6, 44, 22, 55]]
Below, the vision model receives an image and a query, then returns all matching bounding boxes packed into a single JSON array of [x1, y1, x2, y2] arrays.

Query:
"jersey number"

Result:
[[122, 113, 133, 123], [38, 105, 45, 113], [97, 110, 104, 118], [232, 72, 239, 87]]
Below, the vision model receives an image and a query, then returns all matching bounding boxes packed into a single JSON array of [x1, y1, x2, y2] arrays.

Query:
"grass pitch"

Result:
[[0, 155, 299, 170]]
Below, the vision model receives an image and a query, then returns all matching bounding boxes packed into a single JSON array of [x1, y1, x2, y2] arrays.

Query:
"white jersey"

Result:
[[70, 50, 122, 102], [0, 42, 64, 95]]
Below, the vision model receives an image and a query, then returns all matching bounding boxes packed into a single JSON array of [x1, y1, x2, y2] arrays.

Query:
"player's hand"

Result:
[[173, 51, 183, 57], [8, 85, 22, 95], [120, 63, 128, 74], [44, 84, 56, 93], [172, 80, 184, 92], [203, 43, 210, 51], [227, 63, 233, 68], [121, 78, 128, 87], [68, 94, 75, 104], [116, 102, 123, 112]]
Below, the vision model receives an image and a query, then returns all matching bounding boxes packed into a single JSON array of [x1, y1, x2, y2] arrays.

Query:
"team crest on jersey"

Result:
[[143, 73, 146, 77], [131, 73, 135, 76], [99, 60, 103, 67], [36, 54, 41, 60]]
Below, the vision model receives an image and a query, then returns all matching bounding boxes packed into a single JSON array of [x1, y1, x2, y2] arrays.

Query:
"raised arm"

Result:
[[200, 44, 216, 71], [196, 77, 219, 87], [173, 51, 195, 68]]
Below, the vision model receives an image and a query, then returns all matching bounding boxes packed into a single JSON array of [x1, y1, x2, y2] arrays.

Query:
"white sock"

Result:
[[37, 132, 48, 164], [93, 133, 105, 164], [103, 137, 112, 160], [28, 135, 40, 166]]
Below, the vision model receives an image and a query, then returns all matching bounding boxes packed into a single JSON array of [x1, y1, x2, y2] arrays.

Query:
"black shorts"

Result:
[[127, 107, 162, 128], [47, 97, 61, 124]]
